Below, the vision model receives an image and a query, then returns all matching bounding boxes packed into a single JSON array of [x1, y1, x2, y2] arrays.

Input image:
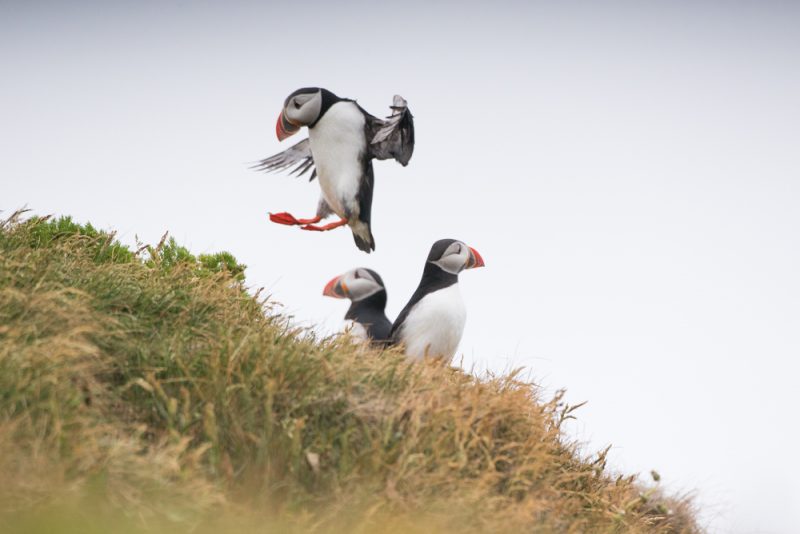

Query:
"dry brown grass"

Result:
[[0, 210, 700, 533]]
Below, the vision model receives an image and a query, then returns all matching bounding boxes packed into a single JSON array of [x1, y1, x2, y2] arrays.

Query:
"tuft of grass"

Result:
[[2, 209, 245, 279], [0, 210, 699, 533]]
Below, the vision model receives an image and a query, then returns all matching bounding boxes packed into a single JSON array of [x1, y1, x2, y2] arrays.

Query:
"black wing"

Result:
[[367, 95, 415, 166], [250, 138, 317, 182], [388, 306, 411, 345]]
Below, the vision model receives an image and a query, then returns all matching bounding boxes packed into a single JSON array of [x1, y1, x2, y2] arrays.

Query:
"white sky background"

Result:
[[2, 1, 799, 532]]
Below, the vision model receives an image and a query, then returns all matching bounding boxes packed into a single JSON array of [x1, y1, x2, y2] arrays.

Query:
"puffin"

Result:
[[323, 268, 392, 345], [253, 88, 414, 253], [390, 239, 485, 361]]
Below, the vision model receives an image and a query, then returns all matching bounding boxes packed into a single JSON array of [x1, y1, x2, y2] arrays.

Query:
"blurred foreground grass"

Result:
[[0, 210, 699, 533]]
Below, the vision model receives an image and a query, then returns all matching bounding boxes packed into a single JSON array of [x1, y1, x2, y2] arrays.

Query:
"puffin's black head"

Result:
[[427, 239, 485, 275], [276, 87, 339, 141], [322, 268, 386, 302]]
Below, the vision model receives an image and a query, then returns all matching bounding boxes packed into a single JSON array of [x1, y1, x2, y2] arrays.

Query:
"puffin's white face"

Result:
[[276, 89, 322, 141], [323, 268, 384, 302], [431, 241, 485, 275], [284, 91, 322, 126]]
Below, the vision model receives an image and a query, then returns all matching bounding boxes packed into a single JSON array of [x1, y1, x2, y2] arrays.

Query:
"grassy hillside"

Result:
[[0, 210, 698, 533]]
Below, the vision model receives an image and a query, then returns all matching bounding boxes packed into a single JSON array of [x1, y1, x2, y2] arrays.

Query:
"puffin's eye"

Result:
[[293, 99, 302, 109], [354, 271, 361, 279]]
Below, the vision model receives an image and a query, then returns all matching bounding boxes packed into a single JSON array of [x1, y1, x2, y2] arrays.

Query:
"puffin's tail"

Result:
[[350, 220, 375, 253]]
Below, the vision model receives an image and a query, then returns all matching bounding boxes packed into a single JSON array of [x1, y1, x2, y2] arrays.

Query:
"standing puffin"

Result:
[[253, 88, 414, 253], [323, 268, 392, 345], [390, 239, 485, 361]]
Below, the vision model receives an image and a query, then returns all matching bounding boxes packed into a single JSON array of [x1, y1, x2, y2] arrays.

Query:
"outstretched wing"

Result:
[[251, 138, 317, 182], [367, 95, 415, 166]]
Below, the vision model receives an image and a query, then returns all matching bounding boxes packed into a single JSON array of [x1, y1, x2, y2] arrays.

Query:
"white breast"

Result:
[[308, 102, 366, 218], [398, 284, 466, 362], [342, 319, 369, 345]]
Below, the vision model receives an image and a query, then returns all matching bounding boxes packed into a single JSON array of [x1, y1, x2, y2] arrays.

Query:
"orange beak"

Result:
[[276, 110, 301, 141], [466, 246, 485, 269], [322, 275, 347, 298]]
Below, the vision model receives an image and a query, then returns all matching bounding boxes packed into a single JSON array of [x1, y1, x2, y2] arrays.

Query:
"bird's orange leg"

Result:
[[301, 218, 348, 232], [269, 212, 323, 226]]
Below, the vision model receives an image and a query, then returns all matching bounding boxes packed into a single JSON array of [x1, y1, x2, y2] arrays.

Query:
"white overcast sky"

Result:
[[2, 1, 799, 532]]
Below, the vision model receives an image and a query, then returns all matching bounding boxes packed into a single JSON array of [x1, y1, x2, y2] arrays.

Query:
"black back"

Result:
[[345, 290, 391, 346], [389, 240, 460, 342], [351, 155, 375, 252]]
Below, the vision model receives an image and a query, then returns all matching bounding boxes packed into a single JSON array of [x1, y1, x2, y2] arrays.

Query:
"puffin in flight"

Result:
[[323, 268, 392, 345], [253, 88, 415, 253], [390, 239, 485, 361]]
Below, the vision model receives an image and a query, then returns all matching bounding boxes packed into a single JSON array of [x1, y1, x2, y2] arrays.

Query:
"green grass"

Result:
[[0, 210, 699, 533]]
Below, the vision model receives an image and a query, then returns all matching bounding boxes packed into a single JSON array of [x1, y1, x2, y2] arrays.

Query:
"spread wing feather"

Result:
[[367, 95, 415, 166], [251, 138, 317, 182]]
